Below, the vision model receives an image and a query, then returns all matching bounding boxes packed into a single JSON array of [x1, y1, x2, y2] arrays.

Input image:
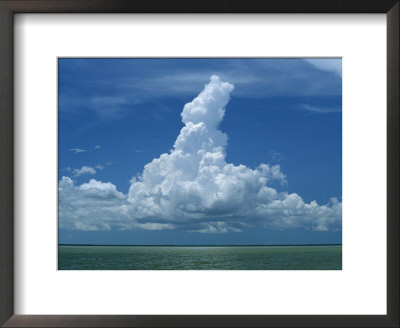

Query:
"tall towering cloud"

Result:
[[59, 76, 341, 232]]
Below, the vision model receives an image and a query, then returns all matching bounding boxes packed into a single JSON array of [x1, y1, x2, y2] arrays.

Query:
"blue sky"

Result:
[[58, 58, 342, 245]]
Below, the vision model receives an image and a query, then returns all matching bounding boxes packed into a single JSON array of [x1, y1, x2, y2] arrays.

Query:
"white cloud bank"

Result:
[[59, 76, 341, 233]]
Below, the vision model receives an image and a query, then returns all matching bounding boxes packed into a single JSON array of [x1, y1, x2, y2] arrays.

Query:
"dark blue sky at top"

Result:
[[58, 58, 342, 245]]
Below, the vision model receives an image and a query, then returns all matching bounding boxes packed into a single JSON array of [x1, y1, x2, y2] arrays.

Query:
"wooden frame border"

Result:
[[0, 1, 398, 327]]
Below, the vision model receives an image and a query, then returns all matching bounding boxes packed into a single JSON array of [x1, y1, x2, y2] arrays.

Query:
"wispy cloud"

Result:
[[304, 59, 342, 77], [73, 166, 96, 177], [59, 59, 342, 122], [70, 148, 86, 154], [269, 150, 285, 163], [94, 145, 102, 149], [125, 71, 261, 98], [59, 95, 141, 123], [89, 96, 128, 120], [300, 104, 341, 114], [120, 61, 340, 99]]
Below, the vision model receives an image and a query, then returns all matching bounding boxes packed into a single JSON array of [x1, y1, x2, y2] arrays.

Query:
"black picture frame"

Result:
[[0, 1, 398, 327]]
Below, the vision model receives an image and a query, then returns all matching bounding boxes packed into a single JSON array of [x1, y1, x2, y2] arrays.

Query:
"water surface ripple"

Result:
[[58, 245, 342, 270]]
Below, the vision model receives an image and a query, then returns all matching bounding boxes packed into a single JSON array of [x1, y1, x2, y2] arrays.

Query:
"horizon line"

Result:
[[58, 243, 342, 247]]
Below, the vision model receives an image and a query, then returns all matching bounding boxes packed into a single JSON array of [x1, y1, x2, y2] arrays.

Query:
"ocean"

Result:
[[58, 244, 342, 270]]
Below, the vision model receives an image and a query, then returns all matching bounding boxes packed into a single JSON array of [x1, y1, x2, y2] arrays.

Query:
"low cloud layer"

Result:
[[59, 76, 341, 233]]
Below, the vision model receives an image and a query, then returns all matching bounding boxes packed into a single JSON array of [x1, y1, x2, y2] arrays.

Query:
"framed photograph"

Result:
[[57, 57, 343, 271], [0, 0, 398, 327]]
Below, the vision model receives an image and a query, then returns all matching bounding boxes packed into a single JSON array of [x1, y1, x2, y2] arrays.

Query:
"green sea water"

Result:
[[58, 245, 342, 270]]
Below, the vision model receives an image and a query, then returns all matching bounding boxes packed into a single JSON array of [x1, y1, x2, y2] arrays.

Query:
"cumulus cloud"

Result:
[[59, 177, 131, 231], [59, 76, 341, 233], [73, 166, 96, 177]]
